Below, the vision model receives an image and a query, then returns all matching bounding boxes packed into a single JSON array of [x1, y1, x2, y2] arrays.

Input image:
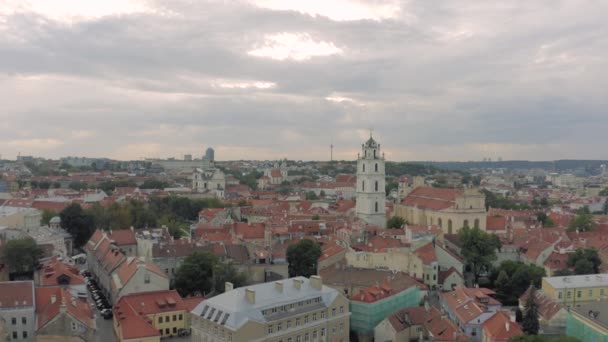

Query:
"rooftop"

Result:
[[543, 273, 608, 289]]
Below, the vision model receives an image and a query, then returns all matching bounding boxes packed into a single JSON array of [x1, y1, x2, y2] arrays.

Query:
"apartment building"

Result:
[[191, 276, 350, 342], [541, 273, 608, 308], [0, 281, 36, 342]]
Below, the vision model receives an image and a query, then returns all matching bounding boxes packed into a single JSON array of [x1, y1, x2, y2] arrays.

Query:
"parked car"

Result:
[[177, 328, 191, 337], [101, 309, 113, 319]]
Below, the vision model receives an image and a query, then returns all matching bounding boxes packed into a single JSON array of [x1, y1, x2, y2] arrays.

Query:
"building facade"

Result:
[[191, 276, 350, 342], [0, 281, 36, 342], [541, 274, 608, 308], [566, 300, 608, 342], [356, 135, 386, 228]]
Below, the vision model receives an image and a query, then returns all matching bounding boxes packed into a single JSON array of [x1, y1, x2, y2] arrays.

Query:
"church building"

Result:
[[355, 135, 387, 228]]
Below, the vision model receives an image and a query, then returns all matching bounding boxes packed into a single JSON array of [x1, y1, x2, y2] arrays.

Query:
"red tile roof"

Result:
[[486, 215, 507, 231], [0, 281, 34, 309], [39, 257, 85, 286], [108, 229, 137, 246], [415, 242, 438, 265], [401, 187, 463, 211], [482, 311, 523, 342], [36, 287, 95, 330]]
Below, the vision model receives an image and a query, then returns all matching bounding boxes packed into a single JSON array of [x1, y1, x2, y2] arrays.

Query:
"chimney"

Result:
[[310, 276, 322, 290], [294, 278, 304, 290], [506, 322, 510, 332], [275, 281, 284, 293], [51, 295, 57, 304], [245, 288, 256, 304], [225, 282, 234, 292]]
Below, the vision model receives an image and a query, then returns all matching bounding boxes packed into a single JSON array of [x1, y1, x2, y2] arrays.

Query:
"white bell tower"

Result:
[[356, 133, 386, 228]]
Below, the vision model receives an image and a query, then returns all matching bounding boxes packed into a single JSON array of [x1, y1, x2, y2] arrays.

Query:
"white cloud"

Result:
[[248, 33, 343, 61], [1, 0, 153, 22], [213, 79, 276, 89], [248, 0, 400, 21]]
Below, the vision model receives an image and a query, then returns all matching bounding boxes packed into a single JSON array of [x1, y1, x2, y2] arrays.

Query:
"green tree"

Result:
[[140, 179, 169, 189], [568, 206, 596, 232], [599, 188, 608, 196], [213, 262, 248, 294], [567, 248, 601, 274], [174, 251, 218, 297], [385, 181, 398, 196], [536, 212, 555, 227], [68, 181, 88, 191], [459, 226, 502, 283], [2, 238, 44, 274], [387, 216, 406, 229], [305, 191, 319, 200], [52, 182, 61, 189], [553, 268, 572, 276], [60, 203, 95, 248], [311, 214, 320, 221], [522, 286, 540, 335], [494, 270, 510, 302], [319, 190, 326, 197], [287, 239, 321, 277], [41, 209, 57, 226], [491, 261, 545, 305]]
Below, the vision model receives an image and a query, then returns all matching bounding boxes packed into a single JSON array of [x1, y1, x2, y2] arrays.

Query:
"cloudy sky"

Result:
[[1, 0, 606, 162]]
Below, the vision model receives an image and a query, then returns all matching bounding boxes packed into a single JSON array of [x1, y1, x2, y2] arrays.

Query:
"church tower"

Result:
[[356, 134, 386, 228]]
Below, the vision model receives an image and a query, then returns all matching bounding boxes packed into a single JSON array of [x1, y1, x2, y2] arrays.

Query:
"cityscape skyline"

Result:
[[1, 1, 607, 161]]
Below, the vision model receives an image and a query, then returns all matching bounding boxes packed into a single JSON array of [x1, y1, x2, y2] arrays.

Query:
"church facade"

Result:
[[394, 183, 487, 234], [355, 135, 387, 228]]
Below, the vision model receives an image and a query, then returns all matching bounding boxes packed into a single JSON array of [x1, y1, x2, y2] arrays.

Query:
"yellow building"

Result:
[[541, 274, 608, 308], [113, 290, 192, 341], [394, 185, 486, 235], [191, 276, 350, 342]]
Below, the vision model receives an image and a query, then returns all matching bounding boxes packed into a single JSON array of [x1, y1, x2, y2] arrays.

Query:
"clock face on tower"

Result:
[[356, 134, 386, 228]]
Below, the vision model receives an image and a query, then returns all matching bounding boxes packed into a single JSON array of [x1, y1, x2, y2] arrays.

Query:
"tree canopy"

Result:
[[568, 207, 596, 232], [2, 237, 43, 274], [567, 248, 601, 274], [60, 203, 95, 249], [387, 216, 406, 229], [175, 251, 247, 297], [490, 261, 546, 305], [459, 226, 502, 283], [522, 286, 540, 335], [287, 239, 321, 278]]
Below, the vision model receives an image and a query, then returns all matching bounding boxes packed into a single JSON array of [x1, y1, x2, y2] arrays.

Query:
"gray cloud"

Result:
[[0, 0, 607, 161]]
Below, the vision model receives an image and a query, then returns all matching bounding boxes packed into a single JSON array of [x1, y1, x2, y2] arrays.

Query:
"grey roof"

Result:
[[572, 299, 608, 328], [49, 216, 61, 224], [543, 273, 608, 289], [191, 277, 339, 330]]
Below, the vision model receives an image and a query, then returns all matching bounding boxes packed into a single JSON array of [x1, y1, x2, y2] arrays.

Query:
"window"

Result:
[[558, 292, 562, 299], [332, 326, 336, 334], [313, 330, 317, 338], [602, 289, 605, 296], [375, 202, 378, 213], [165, 328, 170, 335], [313, 313, 317, 321], [305, 332, 310, 341], [297, 336, 301, 342], [173, 327, 177, 334], [144, 273, 150, 284], [589, 289, 593, 296], [277, 322, 282, 331], [12, 332, 17, 339], [362, 181, 365, 192], [287, 320, 291, 329], [340, 323, 344, 332], [567, 291, 572, 299], [375, 163, 378, 172], [304, 315, 309, 324], [179, 314, 183, 320], [21, 317, 26, 325], [321, 311, 326, 319], [296, 318, 300, 326], [332, 308, 336, 316], [288, 338, 293, 342], [22, 331, 28, 339], [577, 291, 582, 298], [11, 317, 16, 325], [340, 306, 344, 313], [173, 315, 177, 321], [374, 181, 378, 192], [71, 322, 77, 331], [362, 164, 365, 172], [433, 274, 436, 281], [321, 328, 326, 336], [159, 316, 163, 323], [268, 325, 273, 334]]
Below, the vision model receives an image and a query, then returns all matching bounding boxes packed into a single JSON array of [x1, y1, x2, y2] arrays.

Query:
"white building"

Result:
[[355, 135, 386, 228], [192, 167, 226, 199], [0, 281, 36, 342]]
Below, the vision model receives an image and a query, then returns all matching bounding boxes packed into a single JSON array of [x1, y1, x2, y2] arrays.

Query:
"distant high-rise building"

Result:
[[356, 134, 386, 228], [204, 147, 215, 161]]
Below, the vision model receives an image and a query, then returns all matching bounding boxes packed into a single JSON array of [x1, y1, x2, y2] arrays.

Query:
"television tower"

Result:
[[330, 138, 334, 162]]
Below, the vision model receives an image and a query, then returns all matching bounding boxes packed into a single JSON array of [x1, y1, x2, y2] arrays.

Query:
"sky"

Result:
[[0, 0, 607, 162]]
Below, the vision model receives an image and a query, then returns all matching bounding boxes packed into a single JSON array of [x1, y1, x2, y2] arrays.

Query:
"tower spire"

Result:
[[330, 138, 334, 162]]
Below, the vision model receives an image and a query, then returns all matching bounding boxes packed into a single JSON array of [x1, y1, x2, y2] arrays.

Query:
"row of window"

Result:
[[360, 180, 381, 192], [159, 327, 181, 336], [268, 307, 344, 335], [279, 322, 344, 342], [361, 163, 380, 172], [158, 313, 184, 324], [11, 331, 27, 339], [11, 317, 27, 325], [558, 288, 605, 299], [262, 297, 323, 317]]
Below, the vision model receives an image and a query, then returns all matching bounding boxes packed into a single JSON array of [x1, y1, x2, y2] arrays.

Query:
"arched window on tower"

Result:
[[362, 164, 365, 172], [375, 181, 379, 192], [373, 150, 376, 158], [448, 220, 453, 234], [375, 202, 379, 213], [463, 219, 469, 228], [375, 163, 378, 172], [362, 181, 365, 192], [438, 218, 443, 228]]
